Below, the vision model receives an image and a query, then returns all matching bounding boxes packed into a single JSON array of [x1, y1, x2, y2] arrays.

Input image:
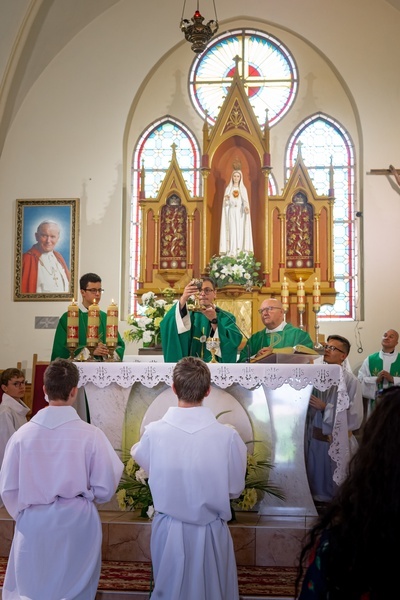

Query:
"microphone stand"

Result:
[[215, 307, 251, 363]]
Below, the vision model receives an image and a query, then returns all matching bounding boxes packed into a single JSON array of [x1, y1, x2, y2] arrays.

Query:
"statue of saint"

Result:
[[219, 170, 253, 257]]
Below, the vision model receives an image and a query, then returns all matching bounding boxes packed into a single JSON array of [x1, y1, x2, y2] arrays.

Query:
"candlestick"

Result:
[[281, 277, 289, 316], [87, 298, 100, 360], [106, 299, 119, 361], [66, 299, 79, 360], [312, 277, 321, 312]]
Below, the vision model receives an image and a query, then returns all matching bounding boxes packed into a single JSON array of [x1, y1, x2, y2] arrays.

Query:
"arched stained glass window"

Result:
[[189, 29, 298, 127], [129, 117, 201, 312], [286, 114, 356, 319]]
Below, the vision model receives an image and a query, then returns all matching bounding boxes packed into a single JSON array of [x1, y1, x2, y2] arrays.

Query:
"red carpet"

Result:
[[0, 557, 297, 597]]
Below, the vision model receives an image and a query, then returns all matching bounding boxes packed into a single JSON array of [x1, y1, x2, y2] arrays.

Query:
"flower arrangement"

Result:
[[124, 288, 176, 347], [116, 444, 284, 520], [207, 251, 262, 291], [233, 450, 285, 511], [116, 456, 154, 518]]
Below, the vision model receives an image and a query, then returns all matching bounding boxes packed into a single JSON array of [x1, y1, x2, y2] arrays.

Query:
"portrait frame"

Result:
[[14, 198, 80, 301]]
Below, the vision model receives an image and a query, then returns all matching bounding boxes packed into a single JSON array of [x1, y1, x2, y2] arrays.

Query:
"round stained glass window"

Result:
[[189, 29, 298, 127]]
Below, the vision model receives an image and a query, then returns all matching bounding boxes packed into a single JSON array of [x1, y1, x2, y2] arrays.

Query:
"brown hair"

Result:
[[1, 368, 25, 387], [43, 358, 79, 401], [173, 357, 211, 403]]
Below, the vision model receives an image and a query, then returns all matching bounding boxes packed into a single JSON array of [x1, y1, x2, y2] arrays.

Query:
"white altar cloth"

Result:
[[75, 362, 350, 516]]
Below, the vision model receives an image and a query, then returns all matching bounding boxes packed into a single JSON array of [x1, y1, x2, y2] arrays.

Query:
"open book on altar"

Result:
[[250, 345, 321, 364]]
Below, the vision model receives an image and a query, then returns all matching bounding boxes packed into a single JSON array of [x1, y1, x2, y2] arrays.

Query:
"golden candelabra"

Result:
[[66, 341, 77, 361], [105, 342, 117, 361], [86, 342, 97, 361]]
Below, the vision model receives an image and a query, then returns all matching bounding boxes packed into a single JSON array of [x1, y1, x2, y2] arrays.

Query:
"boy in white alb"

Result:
[[0, 368, 30, 468], [132, 357, 247, 600], [0, 359, 123, 600]]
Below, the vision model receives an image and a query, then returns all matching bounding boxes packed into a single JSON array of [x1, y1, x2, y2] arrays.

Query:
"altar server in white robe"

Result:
[[132, 356, 247, 600], [306, 335, 363, 504], [0, 358, 123, 600]]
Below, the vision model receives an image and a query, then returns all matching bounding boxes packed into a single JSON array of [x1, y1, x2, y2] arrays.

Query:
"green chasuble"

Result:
[[368, 352, 400, 378], [160, 306, 242, 363], [238, 323, 313, 363], [51, 309, 125, 361]]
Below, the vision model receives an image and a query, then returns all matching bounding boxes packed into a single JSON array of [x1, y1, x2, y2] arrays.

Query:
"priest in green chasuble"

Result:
[[51, 272, 125, 361], [160, 277, 242, 363], [238, 298, 313, 362], [358, 329, 400, 412]]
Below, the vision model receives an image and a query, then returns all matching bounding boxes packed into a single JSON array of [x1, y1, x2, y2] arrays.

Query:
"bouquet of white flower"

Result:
[[124, 288, 176, 347], [207, 251, 262, 291]]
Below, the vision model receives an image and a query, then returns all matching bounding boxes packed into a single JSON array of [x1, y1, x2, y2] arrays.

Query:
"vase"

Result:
[[220, 285, 247, 298]]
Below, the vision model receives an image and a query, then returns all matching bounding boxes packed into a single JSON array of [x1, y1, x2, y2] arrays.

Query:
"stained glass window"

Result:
[[129, 118, 201, 312], [189, 29, 298, 127], [286, 114, 356, 319]]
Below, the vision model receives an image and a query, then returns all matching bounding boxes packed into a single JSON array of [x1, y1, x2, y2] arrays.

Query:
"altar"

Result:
[[75, 361, 348, 517]]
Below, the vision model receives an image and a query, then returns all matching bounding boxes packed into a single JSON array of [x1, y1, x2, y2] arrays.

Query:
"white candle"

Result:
[[297, 278, 305, 312], [281, 277, 289, 312], [313, 277, 321, 312], [106, 300, 119, 345], [67, 299, 79, 347], [87, 298, 100, 344]]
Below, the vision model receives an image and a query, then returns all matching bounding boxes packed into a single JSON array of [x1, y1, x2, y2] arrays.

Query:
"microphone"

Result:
[[215, 307, 251, 363]]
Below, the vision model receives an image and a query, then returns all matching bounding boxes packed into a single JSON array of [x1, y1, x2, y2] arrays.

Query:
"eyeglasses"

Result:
[[324, 344, 345, 353], [258, 307, 280, 314], [9, 380, 25, 388], [200, 288, 215, 294], [84, 288, 104, 294]]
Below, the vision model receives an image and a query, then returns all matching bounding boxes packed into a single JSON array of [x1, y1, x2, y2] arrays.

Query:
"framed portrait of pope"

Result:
[[14, 198, 79, 301]]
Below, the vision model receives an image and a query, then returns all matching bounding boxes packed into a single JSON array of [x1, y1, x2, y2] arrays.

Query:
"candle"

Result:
[[87, 298, 100, 345], [313, 277, 321, 312], [297, 278, 305, 312], [67, 299, 79, 347], [106, 300, 119, 345], [281, 277, 289, 312]]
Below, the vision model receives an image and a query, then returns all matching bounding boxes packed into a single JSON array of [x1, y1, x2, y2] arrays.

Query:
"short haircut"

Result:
[[173, 357, 211, 404], [202, 276, 216, 290], [327, 334, 351, 355], [43, 359, 79, 401], [80, 272, 101, 290], [1, 368, 25, 387]]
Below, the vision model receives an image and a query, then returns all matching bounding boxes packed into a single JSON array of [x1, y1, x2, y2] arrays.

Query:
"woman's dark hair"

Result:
[[296, 386, 400, 598]]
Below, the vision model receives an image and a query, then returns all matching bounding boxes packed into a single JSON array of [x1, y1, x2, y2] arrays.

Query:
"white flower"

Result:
[[154, 299, 167, 307], [135, 467, 149, 485], [137, 316, 152, 328], [221, 264, 233, 275], [147, 505, 155, 519], [244, 272, 251, 280], [142, 330, 153, 343], [142, 291, 155, 304], [231, 264, 245, 277]]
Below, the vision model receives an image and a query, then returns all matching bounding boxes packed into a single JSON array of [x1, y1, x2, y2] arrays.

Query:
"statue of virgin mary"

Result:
[[219, 169, 253, 257]]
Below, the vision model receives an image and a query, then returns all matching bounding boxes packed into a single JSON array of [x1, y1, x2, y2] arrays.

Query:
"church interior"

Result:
[[1, 0, 400, 596], [1, 0, 400, 376]]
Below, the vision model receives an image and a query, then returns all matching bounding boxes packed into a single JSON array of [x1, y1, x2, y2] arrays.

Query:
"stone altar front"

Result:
[[75, 362, 347, 517]]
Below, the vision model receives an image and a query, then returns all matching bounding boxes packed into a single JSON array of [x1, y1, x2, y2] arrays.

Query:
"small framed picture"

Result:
[[14, 198, 79, 301]]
